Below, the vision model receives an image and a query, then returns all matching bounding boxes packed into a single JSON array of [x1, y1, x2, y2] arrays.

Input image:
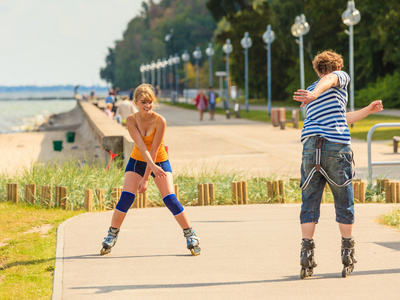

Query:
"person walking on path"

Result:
[[207, 86, 218, 120], [115, 96, 138, 126], [194, 89, 208, 121], [100, 83, 200, 256], [293, 50, 383, 279]]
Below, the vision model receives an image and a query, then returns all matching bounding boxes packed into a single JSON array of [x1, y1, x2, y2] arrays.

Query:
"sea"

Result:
[[0, 90, 108, 134]]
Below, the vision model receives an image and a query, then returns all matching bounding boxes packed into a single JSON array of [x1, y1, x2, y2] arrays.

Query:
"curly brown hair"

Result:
[[312, 50, 344, 75], [133, 83, 159, 109]]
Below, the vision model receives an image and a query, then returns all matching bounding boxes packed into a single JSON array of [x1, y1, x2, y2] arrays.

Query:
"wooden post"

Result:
[[273, 181, 279, 202], [391, 183, 397, 205], [396, 182, 400, 204], [208, 183, 215, 205], [84, 189, 93, 211], [95, 189, 105, 210], [241, 181, 248, 204], [174, 184, 179, 200], [278, 180, 285, 203], [267, 181, 273, 201], [203, 184, 210, 206], [198, 184, 204, 206], [237, 181, 243, 205], [41, 186, 52, 206], [231, 182, 238, 204], [143, 191, 147, 208], [353, 182, 360, 202], [112, 187, 120, 208], [360, 181, 366, 203], [7, 183, 18, 203], [385, 181, 391, 203], [56, 186, 67, 209], [25, 184, 36, 204]]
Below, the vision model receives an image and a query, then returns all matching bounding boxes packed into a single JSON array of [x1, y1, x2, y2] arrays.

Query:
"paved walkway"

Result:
[[54, 104, 400, 299]]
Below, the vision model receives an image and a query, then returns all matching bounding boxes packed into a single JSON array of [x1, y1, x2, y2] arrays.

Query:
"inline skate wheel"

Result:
[[100, 247, 111, 256], [190, 246, 201, 256]]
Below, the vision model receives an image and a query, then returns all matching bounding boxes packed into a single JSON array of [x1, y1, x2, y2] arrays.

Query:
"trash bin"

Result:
[[66, 131, 75, 143], [53, 140, 63, 151]]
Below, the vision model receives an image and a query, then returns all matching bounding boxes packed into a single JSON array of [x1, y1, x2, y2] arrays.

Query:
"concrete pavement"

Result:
[[53, 104, 400, 299]]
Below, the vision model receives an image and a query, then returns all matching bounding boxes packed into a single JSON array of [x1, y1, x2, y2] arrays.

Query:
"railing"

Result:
[[367, 123, 400, 182]]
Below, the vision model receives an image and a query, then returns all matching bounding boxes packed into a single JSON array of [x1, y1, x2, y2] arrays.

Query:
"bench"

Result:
[[394, 136, 400, 153], [279, 109, 299, 129]]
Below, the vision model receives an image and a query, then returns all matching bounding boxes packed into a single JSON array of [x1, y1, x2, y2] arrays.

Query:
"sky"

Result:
[[0, 0, 143, 87]]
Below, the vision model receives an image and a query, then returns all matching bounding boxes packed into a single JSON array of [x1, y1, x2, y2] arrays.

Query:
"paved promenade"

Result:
[[53, 104, 400, 299]]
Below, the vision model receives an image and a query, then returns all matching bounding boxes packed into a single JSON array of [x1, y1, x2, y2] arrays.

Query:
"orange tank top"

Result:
[[130, 114, 168, 162]]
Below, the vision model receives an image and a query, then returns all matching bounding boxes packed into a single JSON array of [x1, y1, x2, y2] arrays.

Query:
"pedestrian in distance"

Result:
[[208, 86, 218, 120], [100, 83, 201, 256], [194, 89, 208, 121], [293, 50, 383, 279]]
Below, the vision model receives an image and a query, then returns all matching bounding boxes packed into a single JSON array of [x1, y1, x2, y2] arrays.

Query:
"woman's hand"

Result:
[[367, 100, 383, 114], [138, 178, 148, 193], [151, 165, 167, 178], [293, 89, 317, 107]]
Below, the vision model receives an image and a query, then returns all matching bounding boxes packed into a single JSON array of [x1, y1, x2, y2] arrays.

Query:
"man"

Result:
[[115, 96, 137, 125], [207, 86, 218, 120], [293, 50, 383, 279]]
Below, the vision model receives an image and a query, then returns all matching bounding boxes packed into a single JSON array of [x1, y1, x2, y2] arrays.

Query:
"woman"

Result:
[[101, 83, 200, 256], [194, 89, 208, 121]]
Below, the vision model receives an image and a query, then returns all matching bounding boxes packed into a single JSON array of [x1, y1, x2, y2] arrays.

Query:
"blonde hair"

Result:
[[312, 50, 344, 75], [134, 83, 159, 109]]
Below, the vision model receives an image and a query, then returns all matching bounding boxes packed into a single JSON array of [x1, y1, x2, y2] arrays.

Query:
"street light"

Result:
[[150, 60, 156, 87], [223, 39, 233, 110], [140, 64, 146, 83], [162, 58, 168, 98], [145, 63, 151, 83], [192, 47, 202, 93], [165, 28, 174, 56], [241, 32, 252, 113], [262, 24, 275, 116], [168, 55, 174, 102], [156, 59, 162, 90], [291, 14, 310, 119], [181, 50, 190, 103], [205, 43, 214, 87], [173, 53, 180, 101], [342, 0, 361, 113]]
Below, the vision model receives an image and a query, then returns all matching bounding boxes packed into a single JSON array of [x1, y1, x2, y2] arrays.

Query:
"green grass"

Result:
[[0, 202, 83, 299], [380, 208, 400, 229]]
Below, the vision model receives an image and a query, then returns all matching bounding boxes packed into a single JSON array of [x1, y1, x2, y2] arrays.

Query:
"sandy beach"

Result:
[[1, 102, 399, 180]]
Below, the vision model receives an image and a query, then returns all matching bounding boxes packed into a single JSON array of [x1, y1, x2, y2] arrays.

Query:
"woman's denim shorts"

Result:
[[125, 158, 172, 178], [300, 136, 354, 225]]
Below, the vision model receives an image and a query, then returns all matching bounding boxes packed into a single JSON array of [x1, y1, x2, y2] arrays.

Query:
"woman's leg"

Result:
[[153, 172, 191, 229], [199, 109, 204, 121], [110, 171, 141, 228]]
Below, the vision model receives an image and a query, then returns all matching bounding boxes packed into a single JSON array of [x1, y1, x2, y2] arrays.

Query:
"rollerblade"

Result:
[[300, 238, 317, 279], [341, 237, 357, 277], [100, 227, 119, 255], [183, 227, 200, 256]]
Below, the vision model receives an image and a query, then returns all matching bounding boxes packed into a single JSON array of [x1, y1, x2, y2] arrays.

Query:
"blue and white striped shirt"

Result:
[[301, 70, 351, 145]]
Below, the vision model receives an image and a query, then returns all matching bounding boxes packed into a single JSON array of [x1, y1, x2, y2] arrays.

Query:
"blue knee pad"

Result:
[[163, 194, 184, 216], [115, 191, 135, 213]]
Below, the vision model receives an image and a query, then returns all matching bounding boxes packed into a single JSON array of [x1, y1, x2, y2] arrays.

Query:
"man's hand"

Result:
[[367, 100, 383, 114], [293, 89, 318, 108]]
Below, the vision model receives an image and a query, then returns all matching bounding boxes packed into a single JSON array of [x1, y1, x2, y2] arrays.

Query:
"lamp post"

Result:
[[192, 47, 202, 93], [168, 55, 174, 101], [342, 0, 361, 113], [223, 39, 233, 110], [145, 63, 151, 83], [291, 14, 310, 119], [173, 53, 180, 102], [262, 25, 275, 116], [205, 43, 214, 87], [150, 61, 156, 87], [241, 32, 252, 113], [181, 50, 190, 103], [162, 58, 168, 99], [156, 59, 162, 89], [140, 64, 146, 83]]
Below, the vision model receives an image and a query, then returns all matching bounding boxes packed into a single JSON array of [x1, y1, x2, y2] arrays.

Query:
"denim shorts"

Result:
[[209, 102, 216, 111], [125, 158, 172, 178], [300, 136, 354, 225]]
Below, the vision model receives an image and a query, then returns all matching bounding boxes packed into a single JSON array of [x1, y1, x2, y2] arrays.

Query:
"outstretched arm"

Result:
[[293, 73, 340, 107], [346, 100, 383, 125]]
